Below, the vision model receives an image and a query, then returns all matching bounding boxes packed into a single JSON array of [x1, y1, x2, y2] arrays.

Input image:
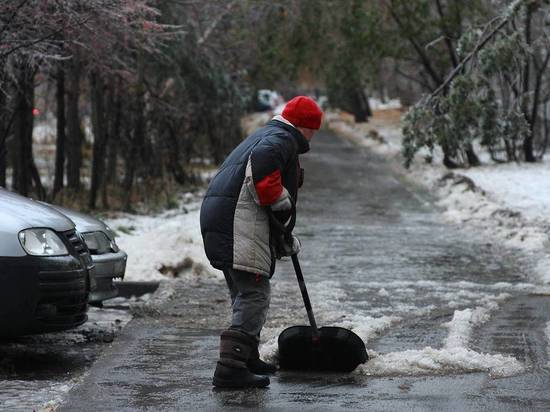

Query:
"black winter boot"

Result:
[[212, 330, 270, 389], [247, 344, 277, 375]]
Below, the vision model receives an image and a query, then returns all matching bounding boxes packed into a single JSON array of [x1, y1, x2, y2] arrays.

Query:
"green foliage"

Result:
[[403, 76, 483, 168], [401, 0, 542, 168], [403, 71, 530, 167], [477, 32, 524, 77], [402, 99, 436, 168]]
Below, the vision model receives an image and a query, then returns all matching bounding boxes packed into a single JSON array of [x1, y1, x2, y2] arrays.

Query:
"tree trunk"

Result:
[[106, 82, 121, 185], [0, 138, 5, 188], [30, 158, 46, 200], [12, 64, 34, 196], [167, 124, 186, 185], [465, 143, 480, 167], [101, 82, 116, 209], [124, 55, 145, 211], [122, 130, 136, 212], [66, 57, 82, 190], [53, 66, 66, 196], [441, 140, 459, 169], [540, 100, 549, 159], [522, 4, 536, 162], [89, 71, 107, 209], [0, 82, 6, 188], [350, 87, 372, 122]]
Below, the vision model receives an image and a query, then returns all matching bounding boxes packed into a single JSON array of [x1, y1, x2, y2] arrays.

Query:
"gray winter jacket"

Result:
[[200, 119, 309, 277]]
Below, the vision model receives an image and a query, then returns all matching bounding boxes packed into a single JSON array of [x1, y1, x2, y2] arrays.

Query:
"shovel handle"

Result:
[[267, 204, 321, 341], [291, 254, 320, 340]]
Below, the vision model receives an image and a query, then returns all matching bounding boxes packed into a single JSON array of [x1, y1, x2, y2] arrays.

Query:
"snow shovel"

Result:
[[268, 206, 368, 373], [277, 254, 368, 372]]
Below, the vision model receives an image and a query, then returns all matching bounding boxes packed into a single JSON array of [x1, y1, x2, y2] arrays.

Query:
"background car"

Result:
[[46, 204, 127, 305], [256, 89, 284, 112], [0, 189, 91, 337]]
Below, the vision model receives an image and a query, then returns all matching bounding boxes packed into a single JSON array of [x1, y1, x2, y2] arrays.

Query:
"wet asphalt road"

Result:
[[58, 130, 550, 411]]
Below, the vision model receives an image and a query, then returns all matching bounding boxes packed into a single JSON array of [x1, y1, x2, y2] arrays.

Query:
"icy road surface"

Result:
[[59, 130, 550, 411], [0, 301, 133, 411]]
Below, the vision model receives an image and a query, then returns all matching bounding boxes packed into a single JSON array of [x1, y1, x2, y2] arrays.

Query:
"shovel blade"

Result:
[[278, 326, 368, 372]]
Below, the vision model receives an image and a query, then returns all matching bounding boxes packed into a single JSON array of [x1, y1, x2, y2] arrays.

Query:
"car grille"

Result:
[[32, 229, 92, 328], [36, 268, 88, 327], [64, 230, 89, 257]]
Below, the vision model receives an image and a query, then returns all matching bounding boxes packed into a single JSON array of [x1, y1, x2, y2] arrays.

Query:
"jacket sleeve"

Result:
[[250, 138, 294, 206]]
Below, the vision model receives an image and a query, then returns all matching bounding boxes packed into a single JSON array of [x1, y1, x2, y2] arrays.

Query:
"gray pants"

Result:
[[223, 268, 271, 341]]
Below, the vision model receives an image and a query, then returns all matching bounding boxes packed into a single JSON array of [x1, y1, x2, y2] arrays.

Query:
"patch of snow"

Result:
[[258, 327, 281, 363], [369, 98, 402, 111], [461, 161, 550, 222], [336, 314, 402, 345], [105, 195, 221, 282], [358, 299, 523, 378], [1, 381, 75, 412], [546, 322, 550, 368], [377, 288, 390, 297], [358, 346, 523, 378], [443, 304, 495, 349], [534, 257, 550, 285]]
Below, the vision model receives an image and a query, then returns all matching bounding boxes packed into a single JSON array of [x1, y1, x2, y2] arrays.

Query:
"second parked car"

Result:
[[45, 204, 127, 305]]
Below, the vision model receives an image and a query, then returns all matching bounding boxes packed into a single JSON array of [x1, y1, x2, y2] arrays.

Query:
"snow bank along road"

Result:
[[58, 128, 550, 411]]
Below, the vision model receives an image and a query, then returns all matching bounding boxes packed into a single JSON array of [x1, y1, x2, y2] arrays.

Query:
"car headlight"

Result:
[[82, 232, 113, 254], [18, 229, 69, 256], [110, 237, 120, 253]]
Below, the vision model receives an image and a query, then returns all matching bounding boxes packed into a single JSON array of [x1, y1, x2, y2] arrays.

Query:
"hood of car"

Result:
[[46, 204, 116, 241], [0, 189, 75, 233]]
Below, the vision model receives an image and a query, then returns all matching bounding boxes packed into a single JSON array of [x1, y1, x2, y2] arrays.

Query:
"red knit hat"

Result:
[[282, 96, 323, 130]]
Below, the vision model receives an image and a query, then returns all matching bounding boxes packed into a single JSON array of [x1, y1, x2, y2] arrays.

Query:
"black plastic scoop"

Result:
[[277, 254, 368, 372]]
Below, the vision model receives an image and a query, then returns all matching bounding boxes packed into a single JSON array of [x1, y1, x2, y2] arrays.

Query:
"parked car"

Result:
[[0, 188, 91, 337], [256, 89, 284, 112], [45, 204, 127, 305]]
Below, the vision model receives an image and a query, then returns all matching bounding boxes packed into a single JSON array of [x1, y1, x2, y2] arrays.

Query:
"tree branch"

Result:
[[197, 1, 236, 46], [0, 0, 31, 42], [429, 15, 511, 100], [434, 0, 459, 67], [387, 1, 444, 87]]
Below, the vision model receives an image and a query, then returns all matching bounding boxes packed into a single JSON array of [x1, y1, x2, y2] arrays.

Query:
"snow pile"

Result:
[[258, 326, 282, 363], [337, 314, 402, 345], [368, 98, 402, 111], [430, 170, 550, 284], [534, 255, 550, 285], [358, 302, 524, 378], [462, 162, 550, 222], [105, 195, 220, 282], [434, 172, 550, 251], [443, 305, 494, 349], [360, 346, 522, 378], [325, 110, 405, 162]]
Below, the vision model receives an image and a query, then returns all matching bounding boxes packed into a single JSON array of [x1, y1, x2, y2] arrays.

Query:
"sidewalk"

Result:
[[58, 278, 228, 411]]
